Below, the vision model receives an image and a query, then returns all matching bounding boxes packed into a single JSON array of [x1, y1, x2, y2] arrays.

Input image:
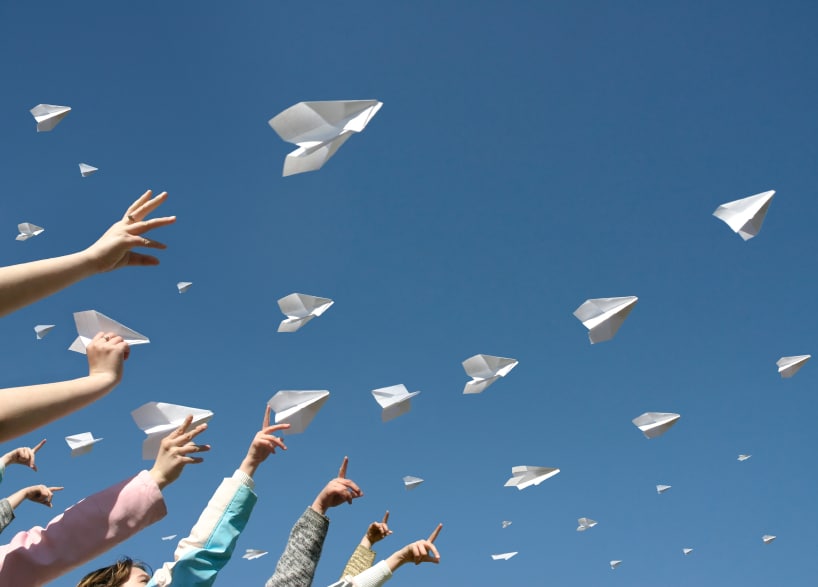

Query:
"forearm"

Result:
[[0, 251, 96, 318], [265, 507, 329, 587], [0, 499, 14, 534], [5, 489, 27, 511], [0, 373, 117, 443], [341, 544, 376, 578]]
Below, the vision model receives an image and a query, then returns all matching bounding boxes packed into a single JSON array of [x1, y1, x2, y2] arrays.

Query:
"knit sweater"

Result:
[[340, 544, 376, 578], [265, 507, 330, 587]]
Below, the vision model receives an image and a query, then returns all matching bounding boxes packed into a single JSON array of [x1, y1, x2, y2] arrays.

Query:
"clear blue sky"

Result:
[[1, 1, 817, 585]]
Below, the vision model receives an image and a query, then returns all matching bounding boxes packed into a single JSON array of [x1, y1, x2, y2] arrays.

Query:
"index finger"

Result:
[[175, 415, 195, 435], [428, 523, 443, 543], [262, 405, 271, 429], [50, 487, 64, 492], [382, 510, 390, 524], [338, 456, 348, 479], [32, 439, 47, 453]]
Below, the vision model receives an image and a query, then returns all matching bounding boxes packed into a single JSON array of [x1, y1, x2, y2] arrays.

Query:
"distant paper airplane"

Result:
[[79, 163, 98, 177], [267, 390, 329, 434], [372, 384, 420, 422], [462, 354, 518, 394], [16, 223, 44, 241], [65, 432, 102, 457], [713, 190, 775, 241], [502, 520, 512, 529], [577, 518, 598, 532], [403, 476, 424, 490], [30, 104, 71, 132], [491, 552, 518, 561], [277, 293, 334, 332], [573, 296, 638, 344], [632, 412, 680, 439], [69, 310, 150, 354], [656, 484, 672, 494], [504, 466, 560, 490], [132, 401, 213, 459], [777, 355, 810, 378], [177, 282, 193, 294], [762, 535, 776, 544], [269, 100, 383, 176], [610, 560, 622, 570], [242, 549, 268, 560], [683, 548, 693, 555], [161, 535, 177, 541], [34, 324, 55, 340], [738, 454, 752, 461]]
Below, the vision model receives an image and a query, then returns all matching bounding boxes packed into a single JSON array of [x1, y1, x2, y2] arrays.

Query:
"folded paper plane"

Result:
[[762, 535, 776, 544], [777, 355, 810, 378], [632, 412, 680, 439], [656, 484, 672, 494], [573, 296, 638, 343], [577, 518, 598, 532], [403, 475, 424, 490], [713, 190, 775, 241], [462, 354, 518, 394], [243, 549, 268, 560], [132, 401, 213, 459], [30, 104, 71, 132], [738, 454, 752, 461], [277, 293, 334, 332], [269, 100, 382, 176], [372, 384, 420, 422], [502, 520, 512, 529], [161, 535, 177, 541], [69, 310, 149, 354], [683, 548, 693, 555], [79, 163, 98, 177], [504, 465, 560, 490], [267, 390, 329, 434], [491, 552, 518, 561], [177, 281, 193, 294], [610, 560, 622, 570], [65, 432, 102, 457], [16, 223, 44, 241], [34, 324, 55, 340]]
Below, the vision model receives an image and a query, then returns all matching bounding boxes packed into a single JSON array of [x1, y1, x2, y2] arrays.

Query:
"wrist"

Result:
[[310, 498, 327, 516], [148, 467, 170, 490], [386, 551, 406, 572], [361, 536, 373, 549], [85, 371, 119, 392]]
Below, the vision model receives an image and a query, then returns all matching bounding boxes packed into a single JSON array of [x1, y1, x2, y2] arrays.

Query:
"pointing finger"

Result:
[[338, 456, 348, 479], [383, 510, 390, 524], [428, 523, 443, 543], [32, 439, 47, 454], [263, 405, 271, 429]]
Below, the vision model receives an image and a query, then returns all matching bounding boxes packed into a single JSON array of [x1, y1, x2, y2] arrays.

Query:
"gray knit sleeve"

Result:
[[0, 498, 15, 534], [265, 507, 330, 587]]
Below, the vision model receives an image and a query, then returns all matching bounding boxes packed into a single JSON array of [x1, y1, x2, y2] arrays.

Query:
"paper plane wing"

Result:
[[35, 324, 55, 339], [132, 401, 213, 459], [267, 390, 330, 434], [79, 163, 98, 177], [777, 354, 810, 378], [713, 190, 775, 241], [65, 432, 102, 457], [30, 104, 71, 132], [632, 412, 680, 439], [69, 310, 150, 354], [574, 297, 638, 343], [462, 354, 518, 394], [504, 465, 560, 490], [491, 552, 518, 560], [177, 282, 193, 294], [402, 475, 424, 490]]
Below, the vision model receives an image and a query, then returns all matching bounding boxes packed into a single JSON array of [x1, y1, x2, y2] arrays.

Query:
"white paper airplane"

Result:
[[573, 296, 638, 344], [502, 520, 512, 529], [656, 484, 672, 494], [738, 454, 752, 461], [69, 310, 150, 354], [16, 223, 44, 241], [683, 548, 693, 555], [577, 518, 598, 532], [491, 552, 518, 561], [632, 412, 680, 439], [79, 163, 98, 177], [462, 354, 518, 394], [64, 432, 103, 457], [242, 549, 268, 560], [777, 355, 810, 378], [403, 475, 424, 490], [277, 293, 334, 333], [161, 535, 177, 541], [610, 560, 622, 570], [762, 535, 776, 544], [713, 190, 775, 241], [177, 282, 193, 294], [34, 324, 55, 340], [268, 100, 382, 176], [372, 384, 420, 422], [267, 390, 329, 434], [30, 104, 71, 132], [132, 401, 214, 460], [504, 466, 560, 490]]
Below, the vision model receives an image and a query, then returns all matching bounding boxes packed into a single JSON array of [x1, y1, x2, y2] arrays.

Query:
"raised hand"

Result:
[[86, 333, 130, 388], [1, 439, 46, 471], [363, 510, 392, 548], [387, 523, 442, 571], [311, 456, 364, 515], [149, 415, 210, 490], [24, 485, 63, 508], [239, 406, 290, 478]]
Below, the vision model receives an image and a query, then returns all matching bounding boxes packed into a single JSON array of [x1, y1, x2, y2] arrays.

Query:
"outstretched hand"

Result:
[[86, 332, 130, 387], [149, 415, 210, 490], [387, 523, 442, 571], [1, 439, 46, 471], [24, 485, 63, 508], [311, 456, 364, 515], [240, 406, 290, 478], [363, 510, 392, 548], [84, 190, 176, 273]]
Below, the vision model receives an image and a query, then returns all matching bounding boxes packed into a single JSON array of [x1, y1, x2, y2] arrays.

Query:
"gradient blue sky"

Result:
[[1, 2, 817, 586]]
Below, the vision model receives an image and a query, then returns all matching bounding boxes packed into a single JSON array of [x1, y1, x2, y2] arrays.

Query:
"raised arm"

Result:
[[340, 511, 392, 578]]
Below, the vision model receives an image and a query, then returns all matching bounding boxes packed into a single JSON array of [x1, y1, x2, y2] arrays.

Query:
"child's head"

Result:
[[76, 557, 151, 587]]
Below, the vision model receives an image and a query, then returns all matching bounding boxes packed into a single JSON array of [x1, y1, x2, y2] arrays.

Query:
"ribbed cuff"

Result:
[[232, 469, 255, 490], [349, 560, 392, 587]]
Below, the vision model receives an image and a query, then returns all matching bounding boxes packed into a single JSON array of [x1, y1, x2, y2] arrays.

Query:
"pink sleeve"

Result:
[[0, 470, 167, 587]]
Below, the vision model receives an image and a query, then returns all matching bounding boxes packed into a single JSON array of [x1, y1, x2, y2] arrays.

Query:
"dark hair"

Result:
[[76, 557, 152, 587]]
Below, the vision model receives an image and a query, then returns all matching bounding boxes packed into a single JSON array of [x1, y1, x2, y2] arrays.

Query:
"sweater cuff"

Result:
[[232, 469, 255, 490], [350, 560, 392, 587]]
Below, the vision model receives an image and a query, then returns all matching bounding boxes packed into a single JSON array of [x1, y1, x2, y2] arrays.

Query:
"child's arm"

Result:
[[340, 511, 392, 578], [0, 485, 64, 534]]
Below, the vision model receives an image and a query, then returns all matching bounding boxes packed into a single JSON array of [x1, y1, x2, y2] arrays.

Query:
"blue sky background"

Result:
[[1, 1, 817, 585]]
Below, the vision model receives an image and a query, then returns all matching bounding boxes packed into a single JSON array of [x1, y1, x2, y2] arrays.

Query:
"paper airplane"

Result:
[[577, 518, 598, 532], [132, 401, 213, 460], [491, 552, 518, 561], [504, 466, 560, 490], [738, 454, 752, 462], [502, 520, 512, 529], [16, 223, 44, 241], [242, 549, 268, 560], [161, 535, 177, 541], [79, 163, 98, 177], [277, 293, 334, 333], [69, 310, 150, 354], [573, 296, 638, 344], [268, 100, 382, 176], [632, 412, 680, 439], [777, 355, 810, 378], [713, 190, 775, 241], [610, 560, 622, 570], [267, 390, 329, 434], [462, 354, 518, 394], [65, 432, 103, 457], [30, 104, 71, 132], [177, 282, 193, 294], [372, 384, 420, 422], [656, 484, 672, 494], [403, 476, 424, 490], [762, 535, 776, 544], [34, 324, 55, 340], [683, 548, 693, 555]]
